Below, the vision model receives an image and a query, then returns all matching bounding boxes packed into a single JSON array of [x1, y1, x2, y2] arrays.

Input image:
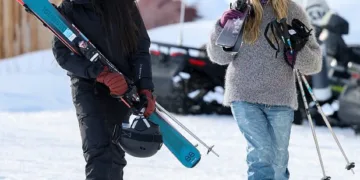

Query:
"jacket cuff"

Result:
[[136, 78, 154, 91], [87, 61, 104, 79]]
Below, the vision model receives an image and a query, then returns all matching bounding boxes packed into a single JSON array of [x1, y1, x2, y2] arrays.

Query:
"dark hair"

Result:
[[91, 0, 140, 56]]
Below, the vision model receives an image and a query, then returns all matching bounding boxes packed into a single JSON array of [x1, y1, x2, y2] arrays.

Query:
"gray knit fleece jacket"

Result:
[[206, 1, 322, 110]]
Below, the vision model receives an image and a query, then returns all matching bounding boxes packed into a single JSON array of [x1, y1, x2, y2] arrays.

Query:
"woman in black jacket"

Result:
[[52, 0, 155, 179]]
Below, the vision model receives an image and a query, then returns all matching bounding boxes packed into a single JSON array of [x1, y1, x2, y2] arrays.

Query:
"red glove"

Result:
[[96, 66, 128, 96], [139, 89, 156, 117]]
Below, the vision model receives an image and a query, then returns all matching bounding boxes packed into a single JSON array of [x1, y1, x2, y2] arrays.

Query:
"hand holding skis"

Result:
[[215, 0, 251, 53], [220, 9, 246, 28], [96, 66, 129, 96], [138, 89, 156, 117]]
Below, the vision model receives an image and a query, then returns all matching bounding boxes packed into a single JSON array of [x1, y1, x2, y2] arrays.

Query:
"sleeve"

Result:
[[290, 1, 323, 75], [206, 20, 236, 65], [51, 3, 104, 79], [130, 7, 154, 91]]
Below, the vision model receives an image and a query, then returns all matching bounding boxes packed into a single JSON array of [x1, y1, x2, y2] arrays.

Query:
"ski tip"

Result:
[[188, 157, 201, 168], [16, 0, 25, 5]]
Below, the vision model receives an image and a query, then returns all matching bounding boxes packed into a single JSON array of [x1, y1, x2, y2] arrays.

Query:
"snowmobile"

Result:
[[289, 0, 360, 133], [294, 9, 360, 134], [317, 11, 360, 133], [150, 41, 231, 115]]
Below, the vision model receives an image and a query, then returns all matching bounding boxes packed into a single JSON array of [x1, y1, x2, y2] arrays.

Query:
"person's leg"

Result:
[[231, 101, 275, 180], [71, 78, 114, 180], [100, 87, 131, 180], [264, 105, 294, 180], [109, 142, 127, 179]]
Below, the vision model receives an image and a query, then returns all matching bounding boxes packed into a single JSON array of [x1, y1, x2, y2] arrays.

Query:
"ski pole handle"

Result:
[[279, 18, 290, 39], [279, 18, 294, 54]]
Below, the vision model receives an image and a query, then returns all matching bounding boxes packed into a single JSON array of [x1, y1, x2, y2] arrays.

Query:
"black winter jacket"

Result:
[[52, 0, 154, 90]]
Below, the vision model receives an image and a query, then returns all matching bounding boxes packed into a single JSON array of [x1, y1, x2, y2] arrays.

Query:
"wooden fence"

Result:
[[0, 0, 61, 59]]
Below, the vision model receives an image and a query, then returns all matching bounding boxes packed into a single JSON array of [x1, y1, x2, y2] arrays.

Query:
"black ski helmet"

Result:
[[118, 117, 163, 158]]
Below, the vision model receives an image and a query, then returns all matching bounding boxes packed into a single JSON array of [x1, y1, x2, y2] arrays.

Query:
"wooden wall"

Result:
[[0, 0, 62, 59], [0, 0, 194, 59]]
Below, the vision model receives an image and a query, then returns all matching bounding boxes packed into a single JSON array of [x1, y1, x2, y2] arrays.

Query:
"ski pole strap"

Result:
[[264, 21, 280, 57], [272, 20, 288, 45], [278, 18, 295, 54], [279, 18, 290, 39]]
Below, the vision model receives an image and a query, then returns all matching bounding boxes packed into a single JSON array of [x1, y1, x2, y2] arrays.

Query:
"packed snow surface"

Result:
[[1, 104, 360, 180]]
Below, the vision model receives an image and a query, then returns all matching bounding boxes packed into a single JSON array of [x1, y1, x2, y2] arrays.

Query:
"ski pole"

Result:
[[155, 102, 220, 157], [296, 70, 330, 180], [298, 70, 355, 174]]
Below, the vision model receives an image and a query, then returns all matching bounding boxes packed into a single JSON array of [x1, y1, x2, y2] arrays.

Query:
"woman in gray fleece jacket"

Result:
[[207, 0, 322, 179]]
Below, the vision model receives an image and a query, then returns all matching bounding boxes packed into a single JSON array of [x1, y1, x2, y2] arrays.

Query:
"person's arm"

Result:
[[51, 2, 104, 79], [130, 4, 156, 117], [206, 20, 236, 65], [290, 1, 323, 75], [130, 7, 154, 91], [52, 37, 104, 79]]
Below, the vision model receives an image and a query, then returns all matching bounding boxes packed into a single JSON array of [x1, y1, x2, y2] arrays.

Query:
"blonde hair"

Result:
[[243, 0, 289, 44]]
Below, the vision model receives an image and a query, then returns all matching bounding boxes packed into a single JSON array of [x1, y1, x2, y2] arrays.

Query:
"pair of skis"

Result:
[[215, 0, 251, 54], [14, 0, 218, 168]]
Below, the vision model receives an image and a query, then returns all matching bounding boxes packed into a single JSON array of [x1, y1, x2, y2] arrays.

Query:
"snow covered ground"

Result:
[[1, 110, 359, 180], [1, 0, 360, 179]]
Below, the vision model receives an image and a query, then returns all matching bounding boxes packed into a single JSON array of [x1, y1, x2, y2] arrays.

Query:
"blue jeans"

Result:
[[231, 101, 294, 180]]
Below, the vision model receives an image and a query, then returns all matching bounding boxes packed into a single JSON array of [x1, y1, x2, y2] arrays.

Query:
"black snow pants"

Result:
[[71, 76, 131, 180]]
